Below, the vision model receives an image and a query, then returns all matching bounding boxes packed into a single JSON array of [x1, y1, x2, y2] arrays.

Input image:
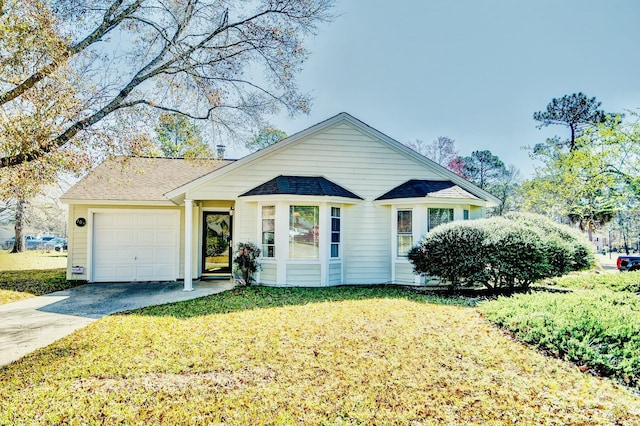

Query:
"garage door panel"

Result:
[[116, 215, 137, 227], [136, 230, 155, 245], [92, 211, 179, 282], [155, 214, 176, 227]]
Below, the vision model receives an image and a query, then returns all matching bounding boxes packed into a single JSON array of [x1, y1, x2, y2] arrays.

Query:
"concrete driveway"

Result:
[[0, 280, 234, 367]]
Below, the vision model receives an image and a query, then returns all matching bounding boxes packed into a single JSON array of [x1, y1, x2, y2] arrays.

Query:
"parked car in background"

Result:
[[616, 255, 640, 271], [50, 237, 67, 252]]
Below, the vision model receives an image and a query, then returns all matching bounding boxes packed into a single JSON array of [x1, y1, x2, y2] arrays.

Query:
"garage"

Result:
[[91, 210, 180, 282]]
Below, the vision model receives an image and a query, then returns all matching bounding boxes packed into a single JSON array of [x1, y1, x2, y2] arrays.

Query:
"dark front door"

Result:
[[202, 212, 232, 274]]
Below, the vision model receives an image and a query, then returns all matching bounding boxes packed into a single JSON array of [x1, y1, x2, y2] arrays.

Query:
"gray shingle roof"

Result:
[[239, 175, 362, 199], [376, 180, 480, 201], [61, 157, 231, 202]]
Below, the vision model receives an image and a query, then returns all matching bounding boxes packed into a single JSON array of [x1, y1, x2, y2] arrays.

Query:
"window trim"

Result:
[[396, 208, 413, 258], [330, 206, 341, 259], [261, 205, 276, 258], [289, 205, 320, 259]]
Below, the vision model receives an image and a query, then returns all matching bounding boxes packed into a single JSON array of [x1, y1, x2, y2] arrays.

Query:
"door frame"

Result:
[[201, 210, 233, 275]]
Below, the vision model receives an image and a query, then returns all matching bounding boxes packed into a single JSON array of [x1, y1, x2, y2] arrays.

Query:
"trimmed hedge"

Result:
[[545, 270, 640, 293], [408, 213, 594, 290], [480, 291, 640, 389]]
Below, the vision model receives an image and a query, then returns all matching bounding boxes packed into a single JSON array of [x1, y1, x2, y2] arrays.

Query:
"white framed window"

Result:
[[463, 209, 470, 220], [428, 208, 454, 231], [331, 207, 340, 258], [397, 209, 413, 257], [261, 205, 275, 257], [289, 205, 319, 259]]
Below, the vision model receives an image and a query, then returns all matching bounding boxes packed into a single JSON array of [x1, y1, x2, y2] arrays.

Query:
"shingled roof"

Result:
[[61, 157, 231, 202], [239, 175, 362, 199], [376, 179, 479, 201]]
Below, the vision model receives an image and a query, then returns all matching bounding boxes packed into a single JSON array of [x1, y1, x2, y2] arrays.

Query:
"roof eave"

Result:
[[238, 194, 363, 204], [60, 198, 176, 207], [375, 196, 490, 207]]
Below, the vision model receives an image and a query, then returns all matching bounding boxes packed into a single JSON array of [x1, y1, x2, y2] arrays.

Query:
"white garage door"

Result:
[[92, 210, 180, 282]]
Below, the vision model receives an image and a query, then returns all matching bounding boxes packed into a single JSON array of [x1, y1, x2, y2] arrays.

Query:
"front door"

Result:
[[202, 212, 232, 274]]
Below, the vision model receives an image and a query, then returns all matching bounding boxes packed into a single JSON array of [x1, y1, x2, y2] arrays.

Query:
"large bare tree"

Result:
[[0, 0, 334, 250], [0, 0, 334, 170]]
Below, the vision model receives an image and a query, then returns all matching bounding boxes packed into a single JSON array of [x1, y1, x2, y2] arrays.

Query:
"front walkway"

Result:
[[0, 280, 234, 367]]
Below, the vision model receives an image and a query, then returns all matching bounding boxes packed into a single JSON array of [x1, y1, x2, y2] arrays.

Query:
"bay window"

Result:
[[289, 205, 319, 259], [428, 208, 454, 231]]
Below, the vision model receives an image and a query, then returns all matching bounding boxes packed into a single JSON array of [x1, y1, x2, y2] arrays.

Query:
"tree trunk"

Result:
[[10, 199, 26, 253]]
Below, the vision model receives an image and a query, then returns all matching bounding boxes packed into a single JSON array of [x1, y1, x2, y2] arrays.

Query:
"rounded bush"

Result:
[[408, 213, 595, 290]]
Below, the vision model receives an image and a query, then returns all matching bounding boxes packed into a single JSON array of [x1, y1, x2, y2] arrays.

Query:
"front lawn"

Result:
[[0, 250, 75, 304], [1, 286, 638, 424]]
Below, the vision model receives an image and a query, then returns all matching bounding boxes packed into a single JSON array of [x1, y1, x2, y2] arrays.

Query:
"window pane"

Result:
[[331, 232, 340, 243], [331, 217, 340, 232], [331, 207, 340, 217], [429, 208, 454, 231], [331, 244, 339, 258], [397, 210, 412, 233], [397, 235, 413, 257], [262, 206, 275, 258], [289, 205, 319, 259], [262, 231, 274, 245], [463, 209, 469, 220]]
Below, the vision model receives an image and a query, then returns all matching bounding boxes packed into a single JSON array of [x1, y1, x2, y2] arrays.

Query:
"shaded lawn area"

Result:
[[1, 286, 638, 425], [0, 251, 76, 304]]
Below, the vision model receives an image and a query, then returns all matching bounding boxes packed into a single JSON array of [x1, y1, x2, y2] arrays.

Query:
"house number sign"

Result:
[[75, 217, 87, 227]]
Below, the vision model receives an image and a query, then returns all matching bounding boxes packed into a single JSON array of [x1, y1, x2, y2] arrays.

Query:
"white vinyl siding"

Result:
[[287, 263, 321, 286], [328, 261, 342, 285], [259, 263, 277, 284], [395, 262, 416, 284], [187, 122, 444, 285]]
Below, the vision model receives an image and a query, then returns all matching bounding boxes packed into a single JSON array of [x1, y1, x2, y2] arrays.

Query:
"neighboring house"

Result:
[[60, 113, 500, 289]]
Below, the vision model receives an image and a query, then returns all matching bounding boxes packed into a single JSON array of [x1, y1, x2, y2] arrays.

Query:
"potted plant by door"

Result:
[[233, 242, 262, 286]]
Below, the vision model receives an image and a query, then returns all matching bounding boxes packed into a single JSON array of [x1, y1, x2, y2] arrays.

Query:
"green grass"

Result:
[[0, 250, 76, 304], [542, 270, 640, 292], [1, 286, 638, 424], [0, 249, 68, 271], [480, 290, 640, 390]]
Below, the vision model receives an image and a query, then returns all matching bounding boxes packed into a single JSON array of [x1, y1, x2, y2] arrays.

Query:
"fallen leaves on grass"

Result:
[[0, 287, 638, 424]]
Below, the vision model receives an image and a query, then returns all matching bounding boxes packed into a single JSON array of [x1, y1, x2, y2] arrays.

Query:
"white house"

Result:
[[60, 113, 500, 289]]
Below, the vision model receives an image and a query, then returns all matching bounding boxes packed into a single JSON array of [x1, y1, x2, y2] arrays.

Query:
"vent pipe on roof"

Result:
[[215, 144, 226, 159]]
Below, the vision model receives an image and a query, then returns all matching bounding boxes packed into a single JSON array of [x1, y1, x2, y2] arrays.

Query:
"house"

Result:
[[60, 113, 500, 289]]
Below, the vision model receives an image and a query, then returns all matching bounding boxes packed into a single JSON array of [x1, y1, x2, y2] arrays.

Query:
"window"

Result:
[[261, 206, 275, 257], [428, 208, 454, 231], [397, 210, 413, 257], [331, 207, 340, 258], [289, 205, 319, 259], [463, 209, 469, 220]]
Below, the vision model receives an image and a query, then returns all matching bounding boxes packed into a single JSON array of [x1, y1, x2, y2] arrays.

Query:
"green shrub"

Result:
[[408, 214, 594, 290], [545, 270, 640, 292], [480, 291, 640, 389], [505, 213, 595, 272], [407, 221, 488, 289]]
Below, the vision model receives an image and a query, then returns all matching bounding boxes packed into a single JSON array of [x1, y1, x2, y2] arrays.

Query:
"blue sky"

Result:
[[240, 0, 640, 177]]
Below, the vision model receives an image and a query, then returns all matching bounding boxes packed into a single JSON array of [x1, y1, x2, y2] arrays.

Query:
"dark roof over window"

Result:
[[240, 175, 362, 199], [376, 179, 479, 201]]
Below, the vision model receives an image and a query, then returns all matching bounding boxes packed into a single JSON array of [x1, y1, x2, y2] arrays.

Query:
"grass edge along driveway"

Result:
[[1, 286, 638, 425]]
